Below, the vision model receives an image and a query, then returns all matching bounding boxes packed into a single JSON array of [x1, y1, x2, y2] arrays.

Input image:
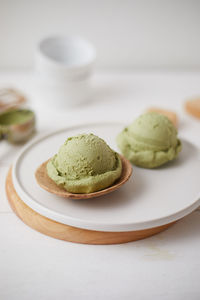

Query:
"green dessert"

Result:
[[0, 109, 35, 143], [117, 112, 182, 168], [47, 133, 122, 193], [0, 109, 33, 125]]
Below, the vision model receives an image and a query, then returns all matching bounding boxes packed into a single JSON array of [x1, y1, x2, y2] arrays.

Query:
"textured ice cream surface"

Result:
[[47, 133, 122, 193], [117, 112, 182, 168]]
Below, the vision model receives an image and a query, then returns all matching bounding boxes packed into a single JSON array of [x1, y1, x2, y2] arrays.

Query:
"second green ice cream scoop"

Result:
[[117, 112, 182, 168], [47, 133, 122, 193]]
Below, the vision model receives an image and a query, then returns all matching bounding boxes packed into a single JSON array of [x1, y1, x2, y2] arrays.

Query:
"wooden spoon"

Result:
[[35, 155, 133, 199]]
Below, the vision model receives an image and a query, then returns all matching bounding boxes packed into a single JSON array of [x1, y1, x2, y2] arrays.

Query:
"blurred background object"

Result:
[[185, 98, 200, 119], [0, 0, 200, 70], [0, 88, 26, 113], [0, 88, 36, 143], [34, 35, 96, 108], [0, 108, 36, 143]]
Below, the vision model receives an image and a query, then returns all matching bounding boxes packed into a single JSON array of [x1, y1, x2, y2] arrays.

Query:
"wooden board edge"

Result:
[[6, 167, 176, 245]]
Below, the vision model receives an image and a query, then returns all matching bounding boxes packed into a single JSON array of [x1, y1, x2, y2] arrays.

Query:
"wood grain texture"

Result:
[[35, 155, 133, 199], [6, 168, 176, 245]]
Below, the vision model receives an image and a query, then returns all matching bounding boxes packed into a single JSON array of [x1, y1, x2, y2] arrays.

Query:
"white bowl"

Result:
[[36, 35, 96, 80], [34, 35, 96, 108]]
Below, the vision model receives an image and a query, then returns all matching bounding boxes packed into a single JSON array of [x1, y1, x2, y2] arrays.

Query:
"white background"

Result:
[[0, 0, 200, 69]]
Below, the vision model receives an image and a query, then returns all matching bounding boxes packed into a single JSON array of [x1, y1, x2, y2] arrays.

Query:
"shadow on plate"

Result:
[[153, 139, 199, 170], [67, 168, 146, 209]]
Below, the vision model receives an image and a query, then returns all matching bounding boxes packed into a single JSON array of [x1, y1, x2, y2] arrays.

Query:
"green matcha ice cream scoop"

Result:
[[117, 112, 182, 168], [47, 133, 122, 193]]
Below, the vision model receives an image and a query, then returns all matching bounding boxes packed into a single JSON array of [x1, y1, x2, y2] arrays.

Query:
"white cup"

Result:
[[34, 35, 96, 108]]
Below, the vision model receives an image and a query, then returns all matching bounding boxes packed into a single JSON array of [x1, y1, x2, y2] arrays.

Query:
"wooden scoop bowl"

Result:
[[35, 155, 133, 199]]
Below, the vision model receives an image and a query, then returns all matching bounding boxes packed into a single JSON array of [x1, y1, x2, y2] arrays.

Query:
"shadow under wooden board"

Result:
[[6, 168, 175, 245]]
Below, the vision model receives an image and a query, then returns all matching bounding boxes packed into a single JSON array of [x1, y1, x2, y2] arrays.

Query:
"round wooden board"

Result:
[[6, 168, 176, 245]]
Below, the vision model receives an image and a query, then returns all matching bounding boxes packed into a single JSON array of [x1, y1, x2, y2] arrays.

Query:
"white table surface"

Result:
[[0, 70, 200, 300]]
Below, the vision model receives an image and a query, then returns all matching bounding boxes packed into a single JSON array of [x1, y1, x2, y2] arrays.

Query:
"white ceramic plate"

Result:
[[12, 122, 200, 232]]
